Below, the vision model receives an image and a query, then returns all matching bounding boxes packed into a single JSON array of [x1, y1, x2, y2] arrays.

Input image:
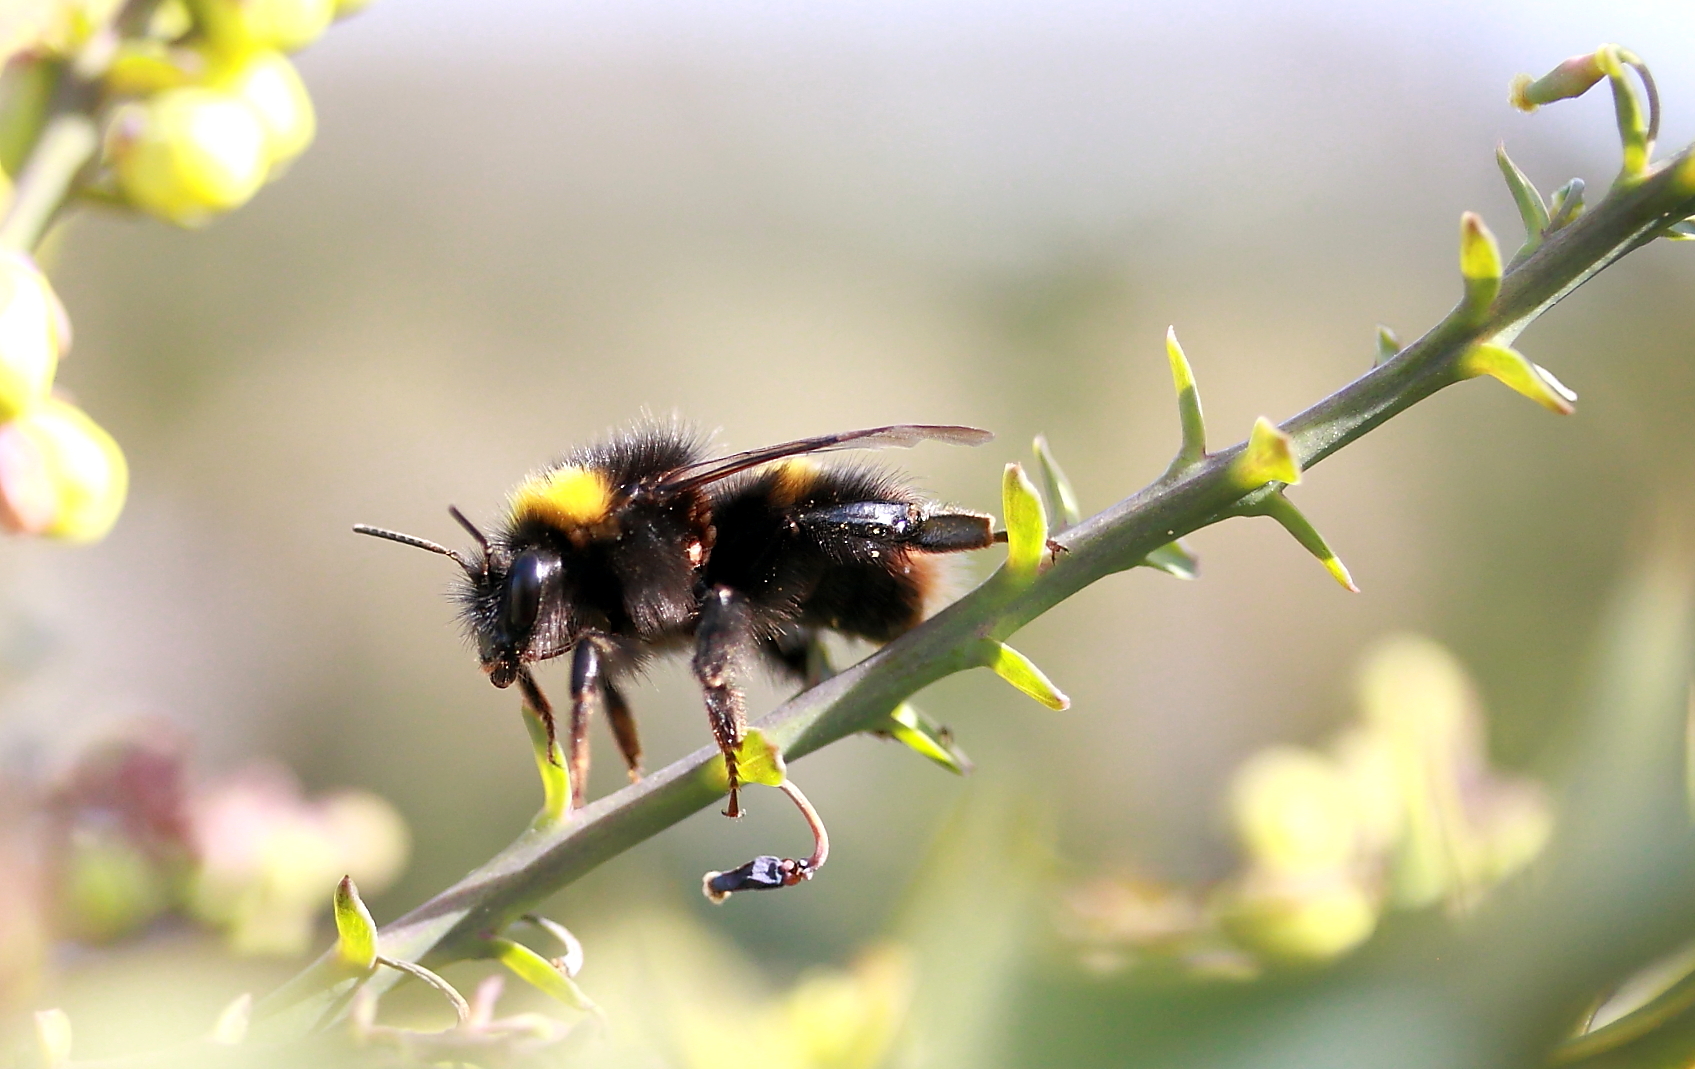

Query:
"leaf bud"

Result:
[[107, 88, 269, 226], [205, 49, 315, 170], [1510, 52, 1606, 111], [0, 253, 69, 422], [199, 0, 337, 54]]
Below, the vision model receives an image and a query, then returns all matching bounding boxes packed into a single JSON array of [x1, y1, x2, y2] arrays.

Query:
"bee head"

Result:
[[355, 507, 560, 688], [472, 545, 562, 689]]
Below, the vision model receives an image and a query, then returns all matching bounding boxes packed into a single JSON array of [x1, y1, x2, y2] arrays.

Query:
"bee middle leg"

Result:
[[604, 681, 644, 782], [694, 585, 754, 817]]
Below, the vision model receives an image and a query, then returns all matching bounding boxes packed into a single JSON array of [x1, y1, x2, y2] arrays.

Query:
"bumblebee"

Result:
[[355, 421, 996, 816]]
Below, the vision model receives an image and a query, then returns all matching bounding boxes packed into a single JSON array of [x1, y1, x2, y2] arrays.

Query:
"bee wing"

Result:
[[656, 424, 993, 494]]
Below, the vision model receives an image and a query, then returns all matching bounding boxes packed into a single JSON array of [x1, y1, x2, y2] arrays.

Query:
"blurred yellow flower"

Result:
[[107, 87, 269, 227], [671, 945, 912, 1069], [188, 765, 409, 956], [0, 253, 68, 422]]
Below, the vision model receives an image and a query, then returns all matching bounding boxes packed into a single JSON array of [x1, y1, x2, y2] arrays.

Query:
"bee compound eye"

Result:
[[503, 551, 549, 637]]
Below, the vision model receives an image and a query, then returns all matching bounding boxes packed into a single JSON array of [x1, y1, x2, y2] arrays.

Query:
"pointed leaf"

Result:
[[1031, 435, 1082, 529], [334, 875, 378, 972], [1495, 144, 1549, 250], [1459, 342, 1576, 415], [1664, 219, 1695, 241], [880, 702, 973, 774], [1230, 417, 1301, 490], [1374, 325, 1401, 367], [522, 703, 569, 828], [1256, 492, 1359, 592], [1139, 539, 1199, 580], [1001, 462, 1048, 578], [34, 1009, 71, 1067], [1459, 212, 1502, 316], [209, 993, 252, 1045], [522, 914, 587, 978], [487, 937, 599, 1014], [1166, 326, 1207, 466], [984, 641, 1070, 710]]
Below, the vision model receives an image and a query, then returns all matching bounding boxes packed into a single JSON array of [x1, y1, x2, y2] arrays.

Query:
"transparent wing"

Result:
[[655, 424, 992, 494]]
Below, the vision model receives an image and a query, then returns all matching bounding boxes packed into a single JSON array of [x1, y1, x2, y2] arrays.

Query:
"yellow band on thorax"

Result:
[[509, 465, 615, 529]]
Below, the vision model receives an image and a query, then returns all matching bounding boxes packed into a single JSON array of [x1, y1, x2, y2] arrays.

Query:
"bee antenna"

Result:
[[352, 523, 477, 573], [448, 505, 491, 554]]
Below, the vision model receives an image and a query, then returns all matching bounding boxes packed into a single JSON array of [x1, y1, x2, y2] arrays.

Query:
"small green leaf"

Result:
[[1664, 219, 1695, 241], [732, 729, 787, 787], [209, 993, 251, 1046], [1230, 417, 1301, 490], [1459, 342, 1576, 415], [984, 641, 1070, 710], [1253, 492, 1359, 592], [1166, 326, 1207, 466], [1001, 462, 1048, 578], [1140, 539, 1199, 580], [522, 703, 569, 828], [1031, 435, 1082, 530], [1458, 212, 1501, 317], [880, 702, 973, 774], [333, 875, 378, 972], [486, 937, 599, 1013], [34, 1009, 71, 1067], [1374, 325, 1401, 367], [1495, 144, 1549, 251]]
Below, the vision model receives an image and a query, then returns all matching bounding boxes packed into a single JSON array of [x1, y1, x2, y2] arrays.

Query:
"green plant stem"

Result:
[[0, 19, 123, 254], [254, 140, 1695, 1040], [0, 105, 97, 253]]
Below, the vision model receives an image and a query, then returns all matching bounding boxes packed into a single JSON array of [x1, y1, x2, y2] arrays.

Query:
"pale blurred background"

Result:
[[7, 0, 1695, 1063]]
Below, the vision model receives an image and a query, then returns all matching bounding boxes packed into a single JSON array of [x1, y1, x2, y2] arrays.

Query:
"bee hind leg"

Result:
[[694, 585, 753, 817]]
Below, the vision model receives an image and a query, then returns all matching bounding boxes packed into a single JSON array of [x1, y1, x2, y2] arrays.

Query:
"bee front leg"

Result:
[[694, 585, 753, 818], [567, 639, 605, 811]]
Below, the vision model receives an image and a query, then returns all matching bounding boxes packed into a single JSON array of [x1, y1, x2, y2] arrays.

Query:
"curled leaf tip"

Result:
[[1460, 342, 1576, 415], [1001, 462, 1049, 578], [333, 874, 378, 971], [878, 703, 973, 774], [1231, 417, 1302, 490], [487, 936, 599, 1014], [985, 641, 1069, 710]]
